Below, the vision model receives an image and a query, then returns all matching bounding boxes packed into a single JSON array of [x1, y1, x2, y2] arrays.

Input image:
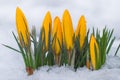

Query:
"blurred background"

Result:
[[0, 0, 120, 49]]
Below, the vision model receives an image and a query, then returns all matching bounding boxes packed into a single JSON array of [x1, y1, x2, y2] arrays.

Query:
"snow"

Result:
[[1, 54, 120, 80], [0, 0, 120, 80]]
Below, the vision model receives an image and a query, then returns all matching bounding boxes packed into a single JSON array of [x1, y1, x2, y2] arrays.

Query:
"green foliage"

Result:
[[93, 27, 115, 65], [3, 26, 119, 75], [115, 44, 120, 56], [60, 41, 68, 66], [47, 25, 55, 66], [74, 30, 89, 70], [3, 32, 35, 70]]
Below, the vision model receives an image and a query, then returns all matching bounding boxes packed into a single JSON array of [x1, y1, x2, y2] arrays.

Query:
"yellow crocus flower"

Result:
[[62, 9, 74, 51], [90, 35, 99, 69], [52, 16, 62, 55], [16, 7, 30, 47], [42, 11, 52, 50], [75, 15, 87, 49]]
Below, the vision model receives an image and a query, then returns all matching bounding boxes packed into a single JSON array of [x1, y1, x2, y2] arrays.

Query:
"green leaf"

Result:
[[115, 44, 120, 56], [107, 37, 115, 54], [2, 44, 21, 53], [12, 32, 28, 67]]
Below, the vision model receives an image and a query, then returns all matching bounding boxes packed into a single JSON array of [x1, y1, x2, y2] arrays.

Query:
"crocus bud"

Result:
[[52, 16, 62, 55], [42, 11, 52, 50], [90, 35, 100, 70], [62, 9, 74, 51], [16, 7, 30, 47], [76, 15, 87, 49]]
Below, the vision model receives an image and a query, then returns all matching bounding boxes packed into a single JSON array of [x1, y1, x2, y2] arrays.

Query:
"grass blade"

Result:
[[107, 37, 115, 54], [2, 44, 21, 53], [115, 44, 120, 56]]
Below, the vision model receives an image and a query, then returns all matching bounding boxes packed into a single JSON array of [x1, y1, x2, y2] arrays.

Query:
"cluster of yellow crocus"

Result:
[[16, 7, 100, 69], [16, 7, 88, 64]]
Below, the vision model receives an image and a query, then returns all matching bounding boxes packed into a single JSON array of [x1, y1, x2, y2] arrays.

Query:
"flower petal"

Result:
[[90, 35, 100, 69], [16, 7, 30, 47], [62, 9, 74, 51], [42, 11, 52, 50], [76, 15, 87, 49], [52, 16, 62, 55]]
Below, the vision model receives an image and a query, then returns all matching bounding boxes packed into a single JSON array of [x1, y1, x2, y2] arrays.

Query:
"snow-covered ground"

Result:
[[0, 33, 120, 80], [0, 0, 120, 80], [0, 48, 120, 80]]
